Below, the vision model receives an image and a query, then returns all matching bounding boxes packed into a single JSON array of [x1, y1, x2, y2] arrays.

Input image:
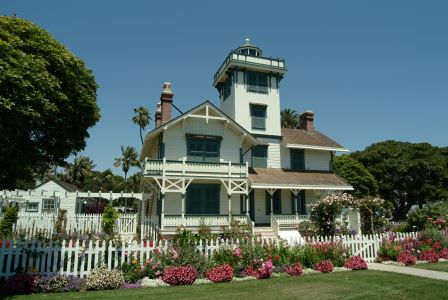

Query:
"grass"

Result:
[[4, 270, 448, 300], [410, 261, 448, 272]]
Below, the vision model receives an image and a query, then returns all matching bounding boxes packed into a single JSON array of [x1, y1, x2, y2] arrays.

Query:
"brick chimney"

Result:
[[155, 102, 162, 128], [298, 111, 314, 132], [160, 82, 173, 125]]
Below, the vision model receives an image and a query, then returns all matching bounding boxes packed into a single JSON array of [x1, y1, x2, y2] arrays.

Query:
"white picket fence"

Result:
[[13, 213, 141, 239], [0, 232, 420, 278]]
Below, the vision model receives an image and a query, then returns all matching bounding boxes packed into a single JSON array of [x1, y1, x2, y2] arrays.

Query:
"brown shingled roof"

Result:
[[281, 128, 345, 149], [249, 168, 351, 189]]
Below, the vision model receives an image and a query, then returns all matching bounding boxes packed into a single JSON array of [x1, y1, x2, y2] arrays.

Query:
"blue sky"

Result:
[[3, 0, 448, 174]]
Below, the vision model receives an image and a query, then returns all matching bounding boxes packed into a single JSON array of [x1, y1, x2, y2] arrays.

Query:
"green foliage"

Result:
[[358, 197, 389, 234], [119, 259, 144, 283], [114, 146, 140, 189], [0, 16, 100, 189], [280, 108, 299, 128], [353, 141, 448, 220], [0, 206, 19, 238], [333, 155, 378, 198], [54, 209, 68, 235], [102, 205, 119, 236], [309, 192, 356, 236], [222, 220, 251, 240], [407, 201, 448, 231], [60, 156, 95, 187], [132, 106, 151, 145], [81, 169, 126, 192]]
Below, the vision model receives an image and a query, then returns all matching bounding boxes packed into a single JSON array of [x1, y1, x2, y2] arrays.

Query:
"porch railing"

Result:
[[271, 214, 310, 231], [144, 158, 248, 179], [162, 214, 247, 229]]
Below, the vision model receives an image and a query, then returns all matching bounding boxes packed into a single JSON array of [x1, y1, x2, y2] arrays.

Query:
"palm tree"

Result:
[[64, 156, 95, 187], [132, 106, 151, 145], [114, 146, 139, 188], [280, 108, 299, 128]]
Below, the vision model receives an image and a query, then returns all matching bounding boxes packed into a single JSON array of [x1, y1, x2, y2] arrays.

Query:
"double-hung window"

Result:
[[250, 104, 267, 131], [26, 202, 39, 212], [246, 71, 268, 94], [42, 198, 56, 213], [187, 136, 221, 162], [252, 145, 268, 168]]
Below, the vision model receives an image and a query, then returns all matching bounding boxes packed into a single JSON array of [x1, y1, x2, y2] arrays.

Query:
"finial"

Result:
[[244, 38, 251, 45], [162, 82, 172, 93]]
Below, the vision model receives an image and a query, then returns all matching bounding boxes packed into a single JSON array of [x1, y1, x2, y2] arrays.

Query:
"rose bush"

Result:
[[162, 265, 197, 286], [206, 264, 233, 283], [344, 256, 368, 270], [314, 260, 334, 273], [396, 252, 417, 266], [285, 263, 303, 276]]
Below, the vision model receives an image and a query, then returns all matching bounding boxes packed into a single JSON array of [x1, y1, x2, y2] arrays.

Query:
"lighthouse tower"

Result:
[[213, 39, 287, 137]]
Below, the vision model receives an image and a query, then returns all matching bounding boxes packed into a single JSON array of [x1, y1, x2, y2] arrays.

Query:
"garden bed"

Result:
[[5, 271, 448, 300]]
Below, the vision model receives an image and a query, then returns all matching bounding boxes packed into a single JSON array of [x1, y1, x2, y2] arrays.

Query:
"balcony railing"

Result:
[[143, 158, 248, 179], [214, 52, 286, 84]]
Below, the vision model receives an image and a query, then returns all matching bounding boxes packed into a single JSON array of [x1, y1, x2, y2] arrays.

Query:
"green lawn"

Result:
[[411, 261, 448, 272], [5, 270, 448, 300]]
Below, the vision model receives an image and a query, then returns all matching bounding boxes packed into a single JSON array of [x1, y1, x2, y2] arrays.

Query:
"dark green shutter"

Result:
[[291, 149, 305, 170], [265, 191, 271, 215], [265, 190, 281, 215], [290, 192, 295, 214], [186, 184, 220, 215]]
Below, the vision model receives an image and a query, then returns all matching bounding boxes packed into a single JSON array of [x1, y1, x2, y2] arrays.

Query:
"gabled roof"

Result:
[[249, 168, 353, 190], [281, 128, 349, 152], [34, 179, 82, 192], [141, 101, 262, 159]]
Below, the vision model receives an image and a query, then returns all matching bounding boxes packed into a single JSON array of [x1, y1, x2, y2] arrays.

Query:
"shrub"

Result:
[[35, 274, 84, 293], [102, 205, 119, 236], [206, 264, 233, 283], [377, 236, 403, 261], [397, 252, 417, 266], [162, 265, 197, 286], [0, 206, 19, 238], [407, 201, 448, 231], [86, 267, 124, 290], [419, 249, 439, 263], [284, 263, 303, 276], [314, 260, 334, 273], [120, 259, 144, 283], [344, 256, 368, 270], [159, 244, 208, 277], [246, 259, 273, 279], [3, 273, 36, 294], [439, 248, 448, 260], [142, 258, 164, 279], [312, 242, 350, 267]]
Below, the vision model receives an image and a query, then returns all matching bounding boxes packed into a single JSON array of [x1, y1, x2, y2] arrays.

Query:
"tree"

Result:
[[132, 106, 151, 145], [280, 108, 299, 128], [353, 141, 448, 220], [333, 155, 378, 198], [82, 169, 125, 192], [114, 146, 139, 188], [0, 16, 100, 189], [63, 156, 95, 187]]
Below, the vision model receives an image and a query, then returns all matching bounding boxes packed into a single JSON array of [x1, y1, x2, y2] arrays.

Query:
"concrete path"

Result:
[[368, 263, 448, 281]]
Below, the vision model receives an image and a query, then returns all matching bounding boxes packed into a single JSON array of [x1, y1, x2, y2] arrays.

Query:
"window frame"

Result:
[[250, 104, 267, 131], [246, 71, 269, 94], [42, 198, 56, 213], [251, 145, 268, 168], [26, 202, 39, 212], [186, 135, 221, 163], [290, 148, 305, 171]]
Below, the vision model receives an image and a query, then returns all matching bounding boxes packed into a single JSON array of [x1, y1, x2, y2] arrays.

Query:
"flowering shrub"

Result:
[[418, 249, 439, 263], [3, 273, 36, 294], [344, 256, 368, 270], [120, 259, 145, 283], [143, 258, 164, 279], [246, 259, 273, 279], [314, 260, 334, 273], [35, 274, 84, 293], [439, 248, 448, 259], [378, 236, 403, 261], [309, 192, 357, 236], [285, 263, 303, 276], [162, 265, 197, 286], [86, 267, 124, 290], [206, 264, 233, 283], [396, 252, 417, 266]]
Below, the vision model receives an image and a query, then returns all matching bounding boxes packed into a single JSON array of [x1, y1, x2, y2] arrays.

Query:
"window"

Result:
[[186, 184, 220, 215], [26, 202, 39, 212], [291, 149, 305, 170], [246, 71, 268, 94], [250, 104, 267, 130], [265, 190, 281, 215], [252, 146, 268, 168], [187, 136, 221, 162], [42, 198, 56, 213], [222, 75, 232, 100]]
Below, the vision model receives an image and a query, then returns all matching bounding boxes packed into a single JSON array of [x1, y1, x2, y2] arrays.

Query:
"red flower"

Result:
[[397, 251, 417, 266], [314, 260, 334, 273], [162, 265, 197, 286], [285, 263, 303, 276], [206, 264, 233, 283], [344, 256, 368, 270]]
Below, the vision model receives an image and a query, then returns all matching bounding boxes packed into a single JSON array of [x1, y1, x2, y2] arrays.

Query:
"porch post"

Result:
[[245, 193, 249, 217], [270, 193, 274, 215], [295, 193, 300, 220], [228, 194, 232, 228], [161, 193, 165, 230], [140, 196, 146, 241], [181, 193, 185, 226]]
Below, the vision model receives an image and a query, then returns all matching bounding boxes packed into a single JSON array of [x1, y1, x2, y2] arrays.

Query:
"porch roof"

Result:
[[248, 168, 353, 190]]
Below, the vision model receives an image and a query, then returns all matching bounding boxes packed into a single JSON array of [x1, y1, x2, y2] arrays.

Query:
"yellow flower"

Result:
[[132, 259, 137, 265]]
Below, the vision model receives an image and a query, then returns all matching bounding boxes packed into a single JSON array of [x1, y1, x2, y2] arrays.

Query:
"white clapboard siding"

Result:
[[304, 150, 331, 171]]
